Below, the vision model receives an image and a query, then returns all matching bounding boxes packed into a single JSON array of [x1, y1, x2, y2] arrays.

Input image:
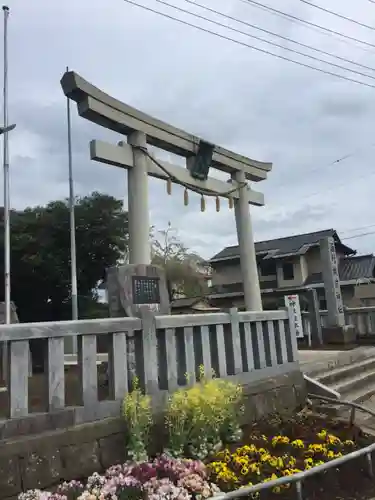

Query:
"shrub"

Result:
[[165, 366, 244, 459], [122, 377, 153, 462]]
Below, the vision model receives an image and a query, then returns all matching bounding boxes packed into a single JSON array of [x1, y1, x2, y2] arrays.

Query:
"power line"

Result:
[[275, 142, 375, 188], [180, 0, 375, 73], [240, 0, 375, 50], [122, 0, 375, 89], [299, 0, 375, 32], [239, 0, 374, 55], [152, 0, 375, 82], [342, 230, 375, 241], [340, 223, 375, 235], [269, 163, 375, 205]]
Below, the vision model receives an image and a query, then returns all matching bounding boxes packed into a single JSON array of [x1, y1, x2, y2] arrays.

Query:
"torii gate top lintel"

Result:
[[60, 70, 272, 183]]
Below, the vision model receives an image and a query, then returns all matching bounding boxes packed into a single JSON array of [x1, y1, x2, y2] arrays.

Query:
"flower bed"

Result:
[[16, 371, 375, 500], [19, 456, 220, 500], [207, 413, 375, 499]]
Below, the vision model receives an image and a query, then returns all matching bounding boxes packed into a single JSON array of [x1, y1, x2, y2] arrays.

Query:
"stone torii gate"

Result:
[[60, 71, 273, 311]]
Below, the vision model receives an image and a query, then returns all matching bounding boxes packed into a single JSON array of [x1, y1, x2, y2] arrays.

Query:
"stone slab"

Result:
[[300, 347, 375, 377], [322, 325, 357, 345]]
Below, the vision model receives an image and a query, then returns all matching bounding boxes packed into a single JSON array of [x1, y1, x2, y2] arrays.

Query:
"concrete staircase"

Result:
[[303, 348, 375, 420]]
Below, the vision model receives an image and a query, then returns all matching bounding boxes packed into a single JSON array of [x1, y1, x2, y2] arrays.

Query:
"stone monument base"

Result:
[[322, 324, 357, 345]]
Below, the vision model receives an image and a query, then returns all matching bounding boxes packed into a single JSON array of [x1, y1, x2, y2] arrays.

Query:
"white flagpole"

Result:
[[66, 66, 78, 352], [2, 5, 10, 326], [1, 5, 17, 381]]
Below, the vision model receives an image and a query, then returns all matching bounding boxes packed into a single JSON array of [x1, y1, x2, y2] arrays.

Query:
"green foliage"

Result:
[[165, 367, 244, 459], [0, 192, 128, 322], [122, 378, 153, 462]]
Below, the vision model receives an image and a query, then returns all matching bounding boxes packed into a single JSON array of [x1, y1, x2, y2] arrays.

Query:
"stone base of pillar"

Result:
[[322, 325, 357, 345]]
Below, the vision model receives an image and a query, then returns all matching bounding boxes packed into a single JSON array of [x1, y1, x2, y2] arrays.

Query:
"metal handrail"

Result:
[[209, 396, 375, 500], [308, 392, 375, 424]]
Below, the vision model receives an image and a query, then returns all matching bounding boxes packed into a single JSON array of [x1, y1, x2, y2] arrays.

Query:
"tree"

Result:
[[151, 223, 209, 301], [0, 192, 128, 322]]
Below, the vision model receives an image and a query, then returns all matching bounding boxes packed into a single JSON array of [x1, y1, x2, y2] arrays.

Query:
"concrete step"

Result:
[[318, 381, 375, 416], [302, 347, 375, 379], [313, 403, 342, 418], [317, 356, 375, 387], [331, 369, 375, 396], [348, 382, 375, 406]]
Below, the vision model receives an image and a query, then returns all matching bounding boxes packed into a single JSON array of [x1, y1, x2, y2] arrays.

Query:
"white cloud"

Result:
[[2, 0, 375, 259]]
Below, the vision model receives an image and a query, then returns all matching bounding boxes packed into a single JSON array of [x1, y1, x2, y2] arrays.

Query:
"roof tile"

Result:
[[210, 229, 352, 261]]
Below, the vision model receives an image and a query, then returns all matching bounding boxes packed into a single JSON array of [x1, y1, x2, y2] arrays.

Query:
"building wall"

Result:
[[300, 255, 309, 282], [317, 286, 360, 309], [210, 260, 243, 286], [306, 247, 321, 275], [276, 256, 305, 288], [306, 246, 346, 276], [211, 245, 352, 297], [212, 256, 306, 290]]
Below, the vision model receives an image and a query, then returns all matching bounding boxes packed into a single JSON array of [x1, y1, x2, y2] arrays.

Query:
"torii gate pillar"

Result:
[[233, 171, 262, 311], [127, 131, 151, 265]]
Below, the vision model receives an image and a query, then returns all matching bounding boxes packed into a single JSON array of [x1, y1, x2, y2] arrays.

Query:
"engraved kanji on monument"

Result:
[[319, 237, 355, 344], [320, 237, 345, 327]]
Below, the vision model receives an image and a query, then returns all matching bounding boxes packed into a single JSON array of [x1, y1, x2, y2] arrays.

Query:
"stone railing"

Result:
[[0, 308, 299, 435], [302, 306, 375, 338]]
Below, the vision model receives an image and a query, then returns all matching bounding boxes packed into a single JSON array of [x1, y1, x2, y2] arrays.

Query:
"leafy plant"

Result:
[[165, 366, 244, 459], [122, 378, 153, 462]]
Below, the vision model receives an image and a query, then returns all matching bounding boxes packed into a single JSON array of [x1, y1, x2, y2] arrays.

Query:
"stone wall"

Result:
[[0, 369, 305, 500]]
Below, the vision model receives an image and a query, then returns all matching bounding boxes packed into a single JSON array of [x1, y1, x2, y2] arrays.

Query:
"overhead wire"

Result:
[[180, 0, 375, 73], [238, 0, 375, 55], [239, 0, 375, 50], [122, 0, 375, 89], [274, 142, 375, 190], [263, 141, 375, 205], [342, 230, 375, 241], [298, 0, 375, 32], [340, 223, 375, 235], [269, 167, 375, 204], [151, 0, 375, 82]]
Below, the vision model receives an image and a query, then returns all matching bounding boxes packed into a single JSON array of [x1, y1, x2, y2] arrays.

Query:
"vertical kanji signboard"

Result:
[[284, 294, 304, 339]]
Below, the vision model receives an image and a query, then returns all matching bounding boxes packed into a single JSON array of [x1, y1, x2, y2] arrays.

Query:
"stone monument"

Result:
[[305, 288, 323, 347], [106, 263, 170, 318], [106, 263, 170, 385], [320, 237, 356, 344]]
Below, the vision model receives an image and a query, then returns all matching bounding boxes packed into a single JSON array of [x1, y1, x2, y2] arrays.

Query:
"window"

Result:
[[319, 299, 327, 310], [282, 262, 294, 280], [259, 260, 277, 276]]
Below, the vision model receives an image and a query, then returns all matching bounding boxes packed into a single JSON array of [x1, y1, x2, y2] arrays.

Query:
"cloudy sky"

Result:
[[4, 0, 375, 258]]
